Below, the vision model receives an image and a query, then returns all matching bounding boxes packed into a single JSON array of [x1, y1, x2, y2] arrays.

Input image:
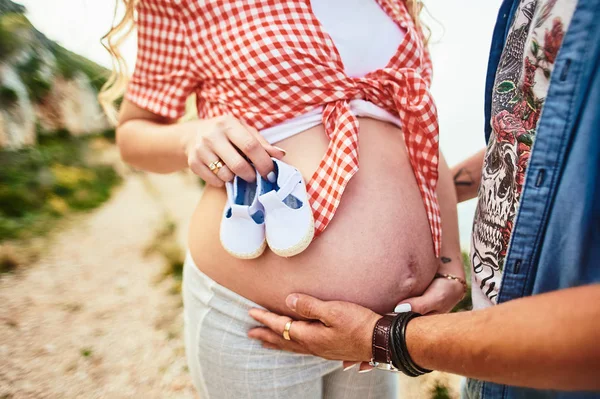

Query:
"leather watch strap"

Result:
[[372, 314, 396, 364]]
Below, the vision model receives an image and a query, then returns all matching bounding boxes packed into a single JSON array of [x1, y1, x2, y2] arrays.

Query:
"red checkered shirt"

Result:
[[126, 0, 441, 256]]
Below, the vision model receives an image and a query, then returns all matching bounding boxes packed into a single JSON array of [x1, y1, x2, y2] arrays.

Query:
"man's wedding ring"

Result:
[[283, 320, 293, 341], [208, 159, 224, 174]]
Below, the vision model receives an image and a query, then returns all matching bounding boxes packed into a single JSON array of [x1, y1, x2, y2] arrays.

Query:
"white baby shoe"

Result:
[[258, 158, 314, 257], [220, 174, 266, 259]]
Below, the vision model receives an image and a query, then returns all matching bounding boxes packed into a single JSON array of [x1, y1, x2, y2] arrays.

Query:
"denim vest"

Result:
[[466, 0, 600, 398]]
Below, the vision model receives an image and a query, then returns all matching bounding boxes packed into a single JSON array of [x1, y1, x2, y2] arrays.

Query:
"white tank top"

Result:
[[260, 0, 406, 144]]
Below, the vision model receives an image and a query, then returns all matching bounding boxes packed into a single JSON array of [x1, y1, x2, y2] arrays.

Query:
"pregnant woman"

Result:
[[101, 0, 465, 397]]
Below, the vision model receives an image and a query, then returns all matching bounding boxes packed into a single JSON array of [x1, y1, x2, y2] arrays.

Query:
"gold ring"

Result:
[[283, 320, 293, 341], [208, 159, 224, 174]]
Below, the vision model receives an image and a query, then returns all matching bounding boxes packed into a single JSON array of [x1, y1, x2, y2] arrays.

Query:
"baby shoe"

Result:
[[258, 158, 314, 257], [220, 174, 266, 259]]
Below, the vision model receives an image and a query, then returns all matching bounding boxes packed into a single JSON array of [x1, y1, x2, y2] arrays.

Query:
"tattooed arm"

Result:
[[451, 149, 486, 203]]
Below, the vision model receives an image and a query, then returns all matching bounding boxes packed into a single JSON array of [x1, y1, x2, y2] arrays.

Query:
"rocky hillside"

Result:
[[0, 0, 111, 150]]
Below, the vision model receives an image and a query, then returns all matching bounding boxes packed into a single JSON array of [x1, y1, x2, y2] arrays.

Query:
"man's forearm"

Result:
[[406, 285, 600, 391], [451, 149, 485, 203]]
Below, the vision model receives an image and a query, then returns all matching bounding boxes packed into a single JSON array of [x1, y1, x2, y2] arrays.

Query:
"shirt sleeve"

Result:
[[125, 0, 197, 120]]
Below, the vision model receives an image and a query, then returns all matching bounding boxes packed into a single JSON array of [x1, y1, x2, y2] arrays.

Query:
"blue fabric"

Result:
[[472, 0, 600, 398]]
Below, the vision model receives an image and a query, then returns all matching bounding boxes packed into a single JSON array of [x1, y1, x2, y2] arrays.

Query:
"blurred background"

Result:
[[0, 1, 501, 398]]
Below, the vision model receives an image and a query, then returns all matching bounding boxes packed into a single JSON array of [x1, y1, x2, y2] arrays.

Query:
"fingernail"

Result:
[[358, 368, 373, 374], [273, 146, 287, 155], [267, 171, 276, 183], [343, 363, 357, 372], [286, 294, 298, 310], [394, 303, 412, 313]]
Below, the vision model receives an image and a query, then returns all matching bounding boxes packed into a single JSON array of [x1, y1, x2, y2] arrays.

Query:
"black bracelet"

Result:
[[389, 311, 432, 377], [391, 312, 423, 376], [389, 312, 420, 377]]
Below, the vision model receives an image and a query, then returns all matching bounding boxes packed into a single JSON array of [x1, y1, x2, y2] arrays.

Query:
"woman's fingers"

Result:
[[358, 362, 374, 373], [395, 277, 464, 315], [188, 151, 225, 187], [215, 164, 235, 183], [343, 361, 359, 371], [226, 122, 274, 179], [207, 135, 255, 181], [342, 361, 373, 373], [241, 121, 286, 160], [188, 116, 283, 184], [395, 297, 435, 315]]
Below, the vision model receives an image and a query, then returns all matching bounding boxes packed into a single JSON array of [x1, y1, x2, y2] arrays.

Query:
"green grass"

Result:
[[0, 12, 29, 61], [0, 134, 121, 242], [0, 85, 18, 107], [80, 347, 93, 358], [16, 54, 53, 104], [430, 382, 452, 399], [0, 7, 109, 97], [53, 44, 110, 93]]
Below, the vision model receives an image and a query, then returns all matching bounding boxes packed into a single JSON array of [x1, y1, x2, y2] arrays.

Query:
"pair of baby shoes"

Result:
[[220, 158, 314, 259]]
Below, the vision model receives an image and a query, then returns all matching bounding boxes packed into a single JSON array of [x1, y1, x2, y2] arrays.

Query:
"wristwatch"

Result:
[[369, 313, 400, 372]]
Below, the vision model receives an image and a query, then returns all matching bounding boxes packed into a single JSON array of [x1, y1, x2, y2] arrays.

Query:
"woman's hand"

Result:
[[184, 115, 285, 187], [394, 271, 466, 315], [248, 294, 381, 365]]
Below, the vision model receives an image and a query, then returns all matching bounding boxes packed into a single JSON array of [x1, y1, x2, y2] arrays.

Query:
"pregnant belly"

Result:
[[188, 118, 438, 317]]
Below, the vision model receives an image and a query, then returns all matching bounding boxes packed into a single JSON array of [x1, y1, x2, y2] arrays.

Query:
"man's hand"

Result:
[[248, 294, 381, 365]]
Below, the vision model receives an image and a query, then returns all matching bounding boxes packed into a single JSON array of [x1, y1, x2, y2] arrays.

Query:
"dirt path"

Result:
[[0, 168, 462, 399], [0, 171, 202, 399]]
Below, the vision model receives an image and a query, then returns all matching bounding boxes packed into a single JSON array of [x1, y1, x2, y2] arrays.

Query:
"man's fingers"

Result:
[[248, 327, 310, 354], [248, 308, 291, 336], [262, 343, 279, 350], [247, 326, 288, 345], [249, 308, 326, 346], [286, 294, 332, 325]]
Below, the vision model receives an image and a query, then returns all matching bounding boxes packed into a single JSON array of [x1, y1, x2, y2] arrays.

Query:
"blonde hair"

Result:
[[99, 0, 428, 124], [99, 0, 136, 125]]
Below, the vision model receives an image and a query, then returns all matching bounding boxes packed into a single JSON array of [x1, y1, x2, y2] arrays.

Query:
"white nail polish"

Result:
[[273, 146, 287, 155], [394, 303, 412, 313], [343, 363, 357, 372], [358, 368, 373, 373], [267, 171, 276, 183]]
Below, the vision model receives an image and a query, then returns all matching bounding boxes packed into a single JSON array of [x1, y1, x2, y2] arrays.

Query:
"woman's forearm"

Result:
[[451, 149, 486, 203], [406, 284, 600, 391], [437, 153, 463, 276], [116, 118, 194, 174]]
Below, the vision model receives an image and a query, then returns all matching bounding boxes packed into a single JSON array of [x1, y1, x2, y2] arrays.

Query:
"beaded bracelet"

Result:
[[435, 272, 468, 294]]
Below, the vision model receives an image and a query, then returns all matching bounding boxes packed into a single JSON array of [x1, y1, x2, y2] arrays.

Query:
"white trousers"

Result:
[[182, 253, 399, 399]]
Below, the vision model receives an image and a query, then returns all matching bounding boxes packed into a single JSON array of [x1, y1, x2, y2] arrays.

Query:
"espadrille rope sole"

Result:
[[221, 238, 267, 260], [268, 216, 315, 258]]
